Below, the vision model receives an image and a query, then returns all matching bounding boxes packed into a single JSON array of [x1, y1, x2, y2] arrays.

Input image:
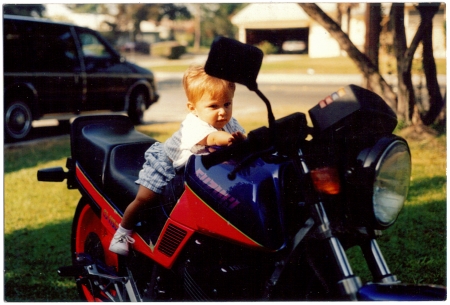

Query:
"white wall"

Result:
[[308, 23, 341, 58]]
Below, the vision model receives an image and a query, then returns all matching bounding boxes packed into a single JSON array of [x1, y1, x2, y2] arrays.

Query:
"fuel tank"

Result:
[[184, 154, 297, 250]]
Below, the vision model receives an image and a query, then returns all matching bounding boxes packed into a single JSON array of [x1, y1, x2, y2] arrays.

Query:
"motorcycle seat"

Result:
[[71, 115, 155, 190], [105, 142, 186, 215], [104, 142, 153, 211]]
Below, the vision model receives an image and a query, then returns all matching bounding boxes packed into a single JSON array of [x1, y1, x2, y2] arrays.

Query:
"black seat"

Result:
[[71, 115, 155, 189], [71, 115, 183, 218], [104, 142, 153, 211]]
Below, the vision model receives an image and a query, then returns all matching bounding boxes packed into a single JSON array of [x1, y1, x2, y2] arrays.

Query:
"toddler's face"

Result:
[[188, 91, 234, 129]]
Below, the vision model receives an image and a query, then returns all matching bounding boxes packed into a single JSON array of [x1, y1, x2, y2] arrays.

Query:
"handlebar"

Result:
[[201, 112, 308, 169]]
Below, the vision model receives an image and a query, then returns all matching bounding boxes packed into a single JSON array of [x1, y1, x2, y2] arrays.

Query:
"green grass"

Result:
[[346, 134, 447, 285], [148, 55, 446, 75], [4, 122, 446, 301]]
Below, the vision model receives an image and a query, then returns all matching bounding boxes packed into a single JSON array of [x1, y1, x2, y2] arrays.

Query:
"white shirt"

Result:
[[164, 113, 245, 170]]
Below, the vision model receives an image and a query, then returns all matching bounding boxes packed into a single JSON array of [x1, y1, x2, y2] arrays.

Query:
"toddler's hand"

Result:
[[228, 131, 246, 145]]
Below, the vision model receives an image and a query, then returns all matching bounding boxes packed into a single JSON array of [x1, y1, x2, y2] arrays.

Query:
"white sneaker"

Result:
[[109, 231, 135, 256]]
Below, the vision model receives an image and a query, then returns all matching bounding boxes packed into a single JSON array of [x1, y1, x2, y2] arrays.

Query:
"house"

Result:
[[231, 3, 446, 59]]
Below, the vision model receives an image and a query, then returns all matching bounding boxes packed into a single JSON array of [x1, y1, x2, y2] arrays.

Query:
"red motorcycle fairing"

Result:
[[170, 184, 264, 249], [76, 162, 264, 269]]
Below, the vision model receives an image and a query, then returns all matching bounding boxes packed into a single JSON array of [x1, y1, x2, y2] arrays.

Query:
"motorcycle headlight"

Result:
[[346, 136, 411, 229]]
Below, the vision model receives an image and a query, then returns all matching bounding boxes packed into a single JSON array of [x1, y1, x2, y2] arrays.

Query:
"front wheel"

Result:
[[71, 198, 120, 301], [5, 99, 33, 141], [128, 89, 149, 125]]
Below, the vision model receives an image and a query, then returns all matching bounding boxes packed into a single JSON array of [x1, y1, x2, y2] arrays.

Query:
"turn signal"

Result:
[[310, 167, 341, 195]]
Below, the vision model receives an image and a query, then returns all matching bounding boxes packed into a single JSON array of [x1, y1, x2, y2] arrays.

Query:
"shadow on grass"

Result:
[[347, 196, 446, 286], [4, 122, 170, 174], [4, 219, 80, 302], [5, 137, 71, 174], [407, 175, 446, 198]]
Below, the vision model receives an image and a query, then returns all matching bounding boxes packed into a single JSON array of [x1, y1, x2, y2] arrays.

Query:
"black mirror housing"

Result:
[[204, 36, 263, 91]]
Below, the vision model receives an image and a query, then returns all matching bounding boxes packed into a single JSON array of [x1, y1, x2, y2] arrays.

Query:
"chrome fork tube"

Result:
[[312, 202, 362, 300], [360, 239, 399, 284], [297, 149, 362, 300]]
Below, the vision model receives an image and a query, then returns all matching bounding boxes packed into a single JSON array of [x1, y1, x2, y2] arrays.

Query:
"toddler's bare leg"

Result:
[[121, 185, 158, 230]]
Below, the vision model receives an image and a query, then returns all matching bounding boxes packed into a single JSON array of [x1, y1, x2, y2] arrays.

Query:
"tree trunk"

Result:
[[298, 3, 397, 110], [364, 3, 381, 90], [391, 3, 415, 124], [418, 3, 443, 125]]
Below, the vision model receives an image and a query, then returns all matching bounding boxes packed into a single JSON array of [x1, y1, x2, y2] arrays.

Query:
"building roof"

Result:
[[231, 3, 339, 29]]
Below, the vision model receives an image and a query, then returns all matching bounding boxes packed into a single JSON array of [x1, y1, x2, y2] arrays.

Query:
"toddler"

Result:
[[109, 66, 246, 255]]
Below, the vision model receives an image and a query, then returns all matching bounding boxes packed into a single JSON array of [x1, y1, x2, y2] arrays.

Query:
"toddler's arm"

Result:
[[201, 131, 246, 147]]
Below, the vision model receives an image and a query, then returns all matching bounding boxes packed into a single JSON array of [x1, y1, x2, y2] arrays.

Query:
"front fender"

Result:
[[358, 283, 446, 301]]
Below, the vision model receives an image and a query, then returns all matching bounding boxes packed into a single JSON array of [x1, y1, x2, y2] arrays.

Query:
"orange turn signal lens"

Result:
[[310, 167, 341, 195]]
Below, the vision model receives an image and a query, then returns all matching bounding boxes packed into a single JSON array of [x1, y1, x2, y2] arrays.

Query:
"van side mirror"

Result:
[[204, 36, 263, 91]]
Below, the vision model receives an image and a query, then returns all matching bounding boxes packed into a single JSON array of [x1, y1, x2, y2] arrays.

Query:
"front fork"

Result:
[[297, 149, 398, 300]]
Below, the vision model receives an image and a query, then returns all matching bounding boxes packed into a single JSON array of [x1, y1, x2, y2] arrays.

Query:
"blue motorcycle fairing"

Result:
[[185, 154, 297, 251], [358, 283, 447, 301]]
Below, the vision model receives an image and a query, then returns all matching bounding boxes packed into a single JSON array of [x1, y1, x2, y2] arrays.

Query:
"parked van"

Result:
[[4, 15, 159, 140]]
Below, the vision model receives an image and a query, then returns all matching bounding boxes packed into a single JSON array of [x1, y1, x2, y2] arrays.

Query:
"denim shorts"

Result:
[[135, 142, 176, 194]]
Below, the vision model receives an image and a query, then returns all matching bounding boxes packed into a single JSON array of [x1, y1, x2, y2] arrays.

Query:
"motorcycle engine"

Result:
[[180, 234, 273, 301]]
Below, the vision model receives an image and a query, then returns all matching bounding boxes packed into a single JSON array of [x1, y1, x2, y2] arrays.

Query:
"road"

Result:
[[7, 80, 341, 146], [144, 75, 352, 125]]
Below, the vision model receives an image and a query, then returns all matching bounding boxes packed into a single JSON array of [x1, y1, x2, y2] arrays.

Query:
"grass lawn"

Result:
[[4, 115, 446, 301], [147, 55, 446, 76]]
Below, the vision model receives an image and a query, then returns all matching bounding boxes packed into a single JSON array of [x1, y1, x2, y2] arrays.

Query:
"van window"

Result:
[[79, 32, 111, 59], [4, 19, 80, 73], [4, 19, 33, 72]]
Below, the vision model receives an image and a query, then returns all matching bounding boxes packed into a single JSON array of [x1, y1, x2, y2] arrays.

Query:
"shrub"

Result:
[[151, 41, 186, 60], [255, 41, 279, 55]]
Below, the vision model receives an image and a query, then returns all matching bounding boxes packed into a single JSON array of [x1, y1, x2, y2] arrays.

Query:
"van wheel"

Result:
[[128, 89, 148, 125], [5, 99, 33, 141]]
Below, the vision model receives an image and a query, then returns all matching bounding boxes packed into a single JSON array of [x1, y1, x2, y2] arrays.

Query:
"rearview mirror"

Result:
[[204, 36, 263, 91]]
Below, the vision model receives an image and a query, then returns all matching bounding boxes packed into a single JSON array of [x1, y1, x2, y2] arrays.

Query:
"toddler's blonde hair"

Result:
[[183, 66, 236, 104]]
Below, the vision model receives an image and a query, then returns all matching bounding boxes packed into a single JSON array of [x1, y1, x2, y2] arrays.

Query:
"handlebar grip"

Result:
[[201, 140, 248, 169], [201, 126, 273, 169]]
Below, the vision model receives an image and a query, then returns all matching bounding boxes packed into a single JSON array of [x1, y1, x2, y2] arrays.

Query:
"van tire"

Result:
[[128, 89, 148, 125], [5, 99, 33, 141]]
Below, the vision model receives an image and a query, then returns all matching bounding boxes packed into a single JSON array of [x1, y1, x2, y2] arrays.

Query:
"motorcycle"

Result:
[[38, 36, 446, 301]]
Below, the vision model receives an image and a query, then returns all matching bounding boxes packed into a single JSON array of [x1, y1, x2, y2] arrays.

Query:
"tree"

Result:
[[299, 3, 444, 130], [364, 3, 382, 90], [391, 3, 415, 123], [4, 4, 45, 17], [364, 4, 381, 70], [67, 4, 190, 41], [298, 3, 398, 111], [336, 3, 359, 34], [199, 4, 244, 46], [114, 4, 190, 41], [391, 3, 443, 126], [417, 3, 444, 125]]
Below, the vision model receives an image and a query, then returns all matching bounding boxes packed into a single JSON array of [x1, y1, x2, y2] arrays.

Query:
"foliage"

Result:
[[151, 41, 186, 59], [3, 4, 46, 17], [199, 4, 245, 46], [255, 41, 279, 55], [66, 4, 190, 40]]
